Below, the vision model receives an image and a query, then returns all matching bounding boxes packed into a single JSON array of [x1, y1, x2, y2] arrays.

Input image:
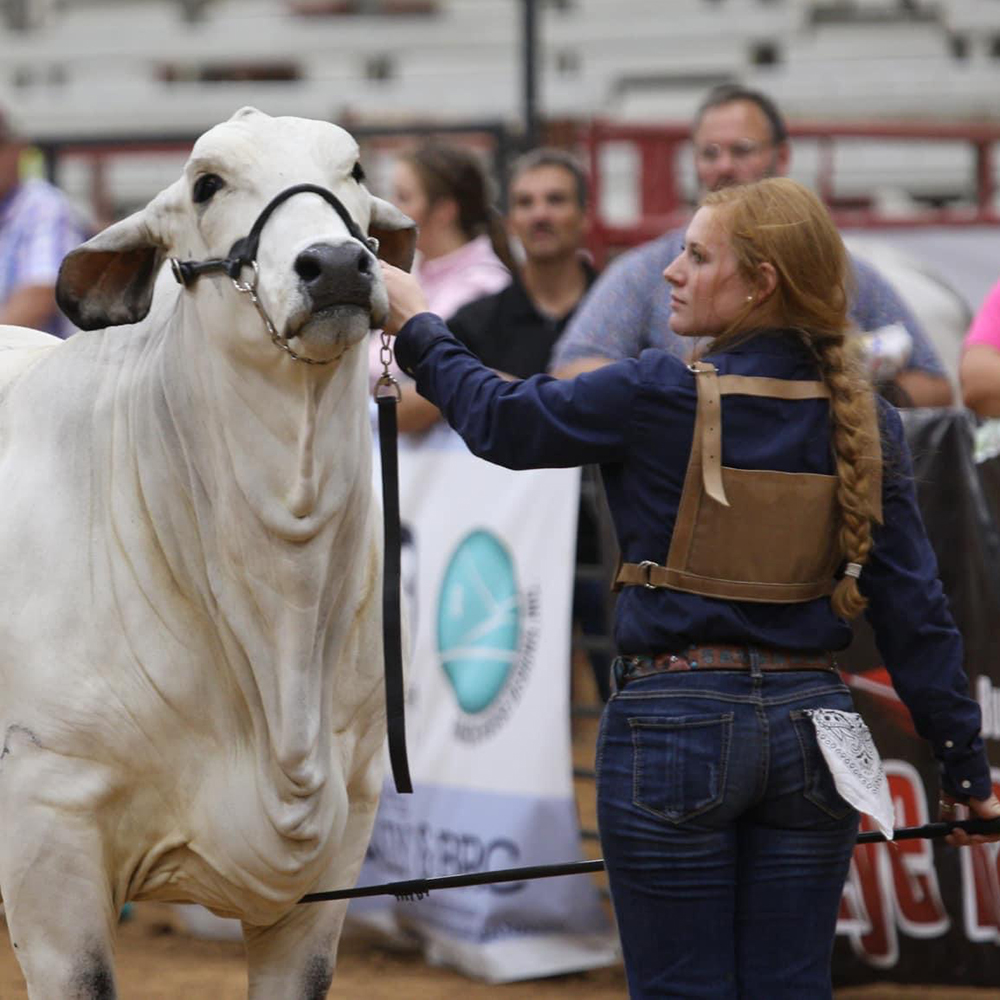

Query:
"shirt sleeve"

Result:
[[395, 311, 638, 469], [860, 402, 991, 799], [549, 245, 655, 370], [848, 256, 947, 378], [963, 278, 1000, 353], [11, 186, 85, 290]]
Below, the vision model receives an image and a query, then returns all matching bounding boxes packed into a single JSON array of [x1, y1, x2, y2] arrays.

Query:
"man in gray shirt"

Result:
[[551, 85, 952, 407]]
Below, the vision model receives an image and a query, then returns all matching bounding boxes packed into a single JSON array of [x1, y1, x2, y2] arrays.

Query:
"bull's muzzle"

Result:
[[294, 242, 374, 313]]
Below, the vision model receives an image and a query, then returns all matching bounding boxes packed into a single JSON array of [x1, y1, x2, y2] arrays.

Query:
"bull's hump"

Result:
[[0, 326, 61, 395]]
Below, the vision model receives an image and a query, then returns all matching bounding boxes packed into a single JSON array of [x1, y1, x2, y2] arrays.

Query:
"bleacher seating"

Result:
[[1, 0, 998, 139], [2, 0, 999, 228]]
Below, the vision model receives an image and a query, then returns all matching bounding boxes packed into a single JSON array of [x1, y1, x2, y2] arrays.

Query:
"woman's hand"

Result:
[[940, 792, 1000, 845], [380, 261, 429, 336]]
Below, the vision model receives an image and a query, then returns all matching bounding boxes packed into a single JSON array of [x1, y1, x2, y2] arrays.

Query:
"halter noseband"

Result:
[[170, 183, 378, 286], [168, 183, 380, 365]]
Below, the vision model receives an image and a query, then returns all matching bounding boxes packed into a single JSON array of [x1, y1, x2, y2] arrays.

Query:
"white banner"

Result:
[[352, 429, 618, 983]]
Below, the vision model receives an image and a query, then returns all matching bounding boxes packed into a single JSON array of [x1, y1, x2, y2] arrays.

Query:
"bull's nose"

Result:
[[294, 242, 373, 311]]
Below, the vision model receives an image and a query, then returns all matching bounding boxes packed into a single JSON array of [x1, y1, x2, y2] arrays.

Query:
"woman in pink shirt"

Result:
[[371, 141, 511, 433], [961, 279, 1000, 417]]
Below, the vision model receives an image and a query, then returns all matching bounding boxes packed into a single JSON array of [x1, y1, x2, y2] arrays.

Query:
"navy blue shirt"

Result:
[[396, 312, 991, 798]]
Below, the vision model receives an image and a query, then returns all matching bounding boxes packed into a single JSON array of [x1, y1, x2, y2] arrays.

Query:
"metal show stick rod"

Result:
[[298, 817, 1000, 904]]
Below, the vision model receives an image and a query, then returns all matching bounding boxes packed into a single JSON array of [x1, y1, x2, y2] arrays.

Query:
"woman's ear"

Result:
[[756, 261, 778, 303]]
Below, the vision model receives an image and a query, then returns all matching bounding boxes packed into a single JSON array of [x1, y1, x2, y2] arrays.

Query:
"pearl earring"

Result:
[[746, 294, 754, 303]]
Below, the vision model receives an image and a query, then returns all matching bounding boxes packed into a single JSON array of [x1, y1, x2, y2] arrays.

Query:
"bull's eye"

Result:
[[351, 162, 365, 183], [193, 173, 225, 204]]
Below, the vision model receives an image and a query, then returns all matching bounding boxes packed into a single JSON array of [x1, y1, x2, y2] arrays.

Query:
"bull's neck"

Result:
[[133, 303, 379, 844], [167, 325, 372, 540]]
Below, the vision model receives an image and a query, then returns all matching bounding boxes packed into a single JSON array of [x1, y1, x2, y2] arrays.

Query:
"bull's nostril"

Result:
[[295, 254, 323, 283], [294, 242, 372, 310]]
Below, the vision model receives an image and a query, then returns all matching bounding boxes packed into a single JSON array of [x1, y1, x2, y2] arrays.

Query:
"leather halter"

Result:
[[168, 183, 381, 367], [169, 182, 379, 287]]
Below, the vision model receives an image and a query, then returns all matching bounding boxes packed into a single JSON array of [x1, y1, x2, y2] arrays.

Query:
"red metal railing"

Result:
[[40, 118, 1000, 268]]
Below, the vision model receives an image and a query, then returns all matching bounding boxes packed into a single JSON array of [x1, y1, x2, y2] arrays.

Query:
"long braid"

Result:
[[704, 178, 882, 619], [814, 332, 878, 619]]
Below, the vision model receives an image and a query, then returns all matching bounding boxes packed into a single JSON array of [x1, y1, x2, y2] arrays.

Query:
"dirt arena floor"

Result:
[[1, 658, 996, 999], [0, 905, 995, 999]]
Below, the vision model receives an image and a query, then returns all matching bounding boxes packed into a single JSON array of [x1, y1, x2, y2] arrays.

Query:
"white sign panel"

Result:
[[352, 433, 618, 982]]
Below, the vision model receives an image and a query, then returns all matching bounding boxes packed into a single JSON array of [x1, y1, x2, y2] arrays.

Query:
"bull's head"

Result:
[[56, 107, 416, 364]]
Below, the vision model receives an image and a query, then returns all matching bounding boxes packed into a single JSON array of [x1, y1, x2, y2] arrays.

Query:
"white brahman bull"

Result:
[[0, 107, 415, 999]]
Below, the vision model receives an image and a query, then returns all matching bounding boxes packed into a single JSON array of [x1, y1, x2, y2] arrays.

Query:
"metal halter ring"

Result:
[[168, 257, 186, 286]]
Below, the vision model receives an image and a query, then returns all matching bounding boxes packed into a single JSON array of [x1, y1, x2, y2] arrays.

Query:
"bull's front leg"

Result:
[[0, 797, 119, 1000], [242, 794, 380, 1000], [243, 898, 343, 1000]]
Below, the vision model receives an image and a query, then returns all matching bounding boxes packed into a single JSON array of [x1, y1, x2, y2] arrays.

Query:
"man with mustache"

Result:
[[449, 148, 612, 698], [448, 147, 595, 378], [551, 84, 953, 408]]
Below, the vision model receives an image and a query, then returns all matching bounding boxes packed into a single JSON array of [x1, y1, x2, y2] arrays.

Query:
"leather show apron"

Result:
[[615, 360, 883, 603]]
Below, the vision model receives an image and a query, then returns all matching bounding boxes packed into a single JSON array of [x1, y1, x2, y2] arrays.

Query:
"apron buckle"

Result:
[[637, 560, 659, 589]]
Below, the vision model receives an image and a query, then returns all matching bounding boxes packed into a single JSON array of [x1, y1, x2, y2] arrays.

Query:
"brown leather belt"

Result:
[[615, 643, 836, 689]]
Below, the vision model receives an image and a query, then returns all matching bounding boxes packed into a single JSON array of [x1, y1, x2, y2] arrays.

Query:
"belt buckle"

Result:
[[637, 560, 658, 589], [614, 656, 644, 691]]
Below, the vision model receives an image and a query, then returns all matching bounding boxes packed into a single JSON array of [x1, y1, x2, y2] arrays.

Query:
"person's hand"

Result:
[[380, 261, 429, 336], [940, 792, 1000, 845], [859, 323, 913, 382]]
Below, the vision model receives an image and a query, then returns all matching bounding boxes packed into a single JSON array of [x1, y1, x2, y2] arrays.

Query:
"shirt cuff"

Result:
[[394, 312, 454, 378], [939, 745, 994, 801]]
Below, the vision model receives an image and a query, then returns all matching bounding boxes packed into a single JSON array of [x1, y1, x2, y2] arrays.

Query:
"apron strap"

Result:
[[615, 362, 883, 594], [717, 373, 830, 399], [690, 361, 729, 507]]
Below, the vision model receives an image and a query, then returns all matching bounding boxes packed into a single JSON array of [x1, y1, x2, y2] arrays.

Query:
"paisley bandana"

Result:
[[805, 708, 895, 839]]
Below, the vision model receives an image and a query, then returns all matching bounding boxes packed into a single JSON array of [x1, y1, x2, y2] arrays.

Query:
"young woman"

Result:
[[371, 141, 510, 433], [379, 177, 1000, 998]]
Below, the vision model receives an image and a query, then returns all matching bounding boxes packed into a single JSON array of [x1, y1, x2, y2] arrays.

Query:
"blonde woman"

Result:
[[380, 177, 999, 999]]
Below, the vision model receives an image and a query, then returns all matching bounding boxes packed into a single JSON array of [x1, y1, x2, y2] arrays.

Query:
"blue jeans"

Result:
[[596, 656, 860, 999]]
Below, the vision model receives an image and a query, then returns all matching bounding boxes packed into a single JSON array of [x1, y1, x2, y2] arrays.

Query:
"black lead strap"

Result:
[[377, 380, 412, 795], [297, 817, 1000, 904]]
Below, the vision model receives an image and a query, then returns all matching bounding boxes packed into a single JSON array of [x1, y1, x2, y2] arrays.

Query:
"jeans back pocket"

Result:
[[629, 713, 734, 824], [790, 708, 855, 820]]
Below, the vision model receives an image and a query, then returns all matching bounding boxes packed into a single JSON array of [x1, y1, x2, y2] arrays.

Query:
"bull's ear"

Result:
[[56, 209, 165, 330], [369, 196, 417, 273]]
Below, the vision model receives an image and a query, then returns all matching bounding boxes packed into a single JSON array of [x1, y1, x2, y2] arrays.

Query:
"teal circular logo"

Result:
[[437, 529, 520, 714]]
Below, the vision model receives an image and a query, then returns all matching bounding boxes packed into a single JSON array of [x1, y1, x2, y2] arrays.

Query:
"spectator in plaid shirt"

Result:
[[0, 107, 89, 338]]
